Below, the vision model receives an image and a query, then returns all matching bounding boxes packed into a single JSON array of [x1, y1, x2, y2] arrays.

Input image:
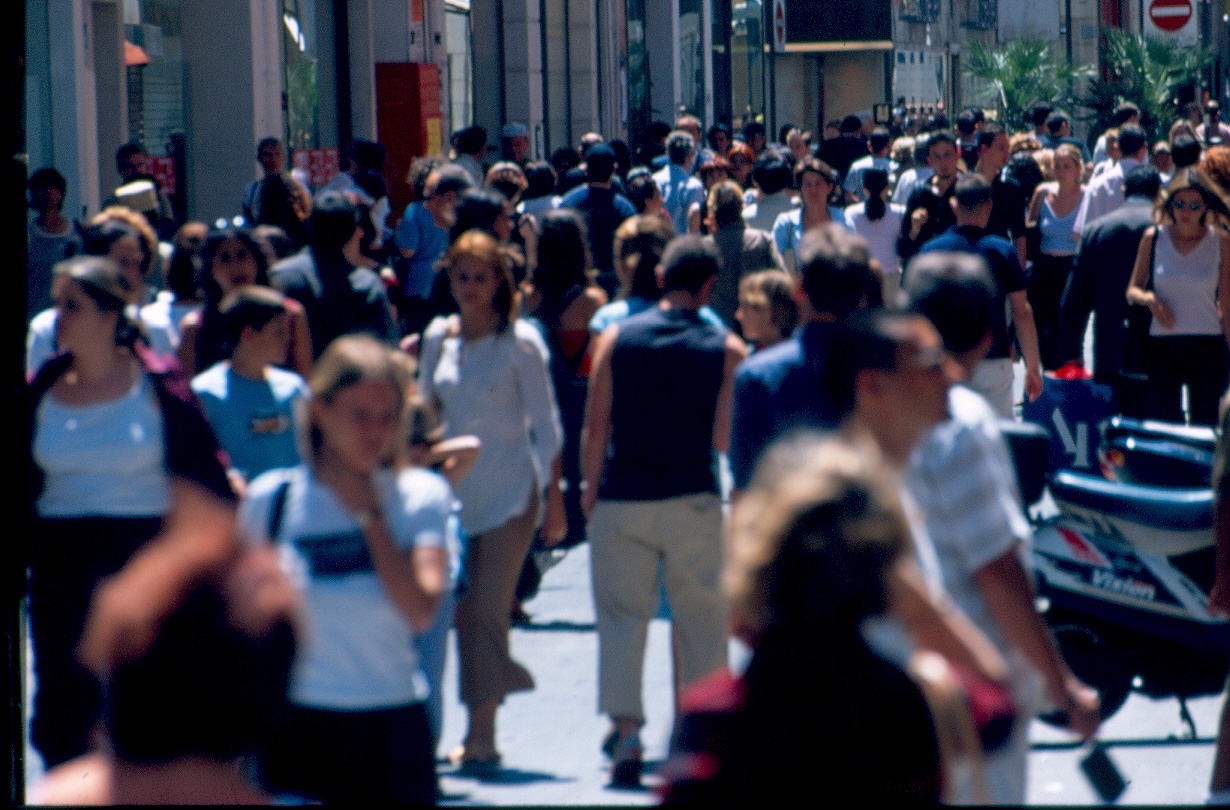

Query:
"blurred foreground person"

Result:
[[30, 545, 299, 805], [661, 434, 941, 803], [27, 256, 237, 769]]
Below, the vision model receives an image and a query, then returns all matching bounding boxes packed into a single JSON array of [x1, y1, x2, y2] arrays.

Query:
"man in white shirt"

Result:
[[654, 131, 706, 236], [844, 128, 898, 203], [1074, 124, 1148, 236], [901, 251, 1101, 803], [1091, 103, 1139, 166]]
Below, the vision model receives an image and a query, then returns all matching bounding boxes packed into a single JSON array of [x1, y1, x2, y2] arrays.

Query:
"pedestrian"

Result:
[[242, 138, 312, 251], [486, 161, 538, 273], [177, 226, 314, 379], [242, 335, 445, 804], [661, 434, 941, 804], [727, 141, 756, 194], [270, 190, 399, 358], [897, 131, 961, 262], [917, 173, 1043, 417], [1092, 103, 1140, 166], [1025, 142, 1085, 370], [500, 122, 531, 166], [740, 147, 797, 234], [190, 285, 308, 486], [581, 237, 747, 787], [517, 161, 560, 220], [27, 210, 177, 375], [772, 157, 851, 273], [624, 171, 668, 220], [653, 131, 706, 236], [844, 127, 899, 204], [734, 270, 797, 352], [1125, 168, 1230, 425], [702, 180, 786, 327], [687, 156, 734, 234], [105, 141, 176, 238], [418, 230, 565, 773], [26, 255, 237, 770], [902, 251, 1101, 803], [1074, 124, 1149, 236], [726, 224, 878, 492], [27, 167, 82, 321], [452, 125, 488, 186], [974, 122, 1029, 267], [558, 143, 637, 297], [395, 163, 471, 336], [845, 168, 906, 303], [1057, 165, 1161, 413]]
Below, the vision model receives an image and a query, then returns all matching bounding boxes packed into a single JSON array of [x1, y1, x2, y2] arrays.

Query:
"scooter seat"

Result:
[[1050, 470, 1213, 532], [1103, 416, 1217, 453]]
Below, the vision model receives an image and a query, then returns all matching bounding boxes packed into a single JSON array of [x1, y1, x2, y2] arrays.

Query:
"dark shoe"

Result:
[[610, 731, 643, 788], [510, 603, 532, 626], [601, 728, 619, 759]]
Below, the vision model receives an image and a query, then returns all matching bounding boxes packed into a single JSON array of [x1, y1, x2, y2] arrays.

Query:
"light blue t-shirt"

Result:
[[395, 202, 449, 298], [240, 465, 451, 710], [588, 296, 726, 333], [191, 362, 307, 481]]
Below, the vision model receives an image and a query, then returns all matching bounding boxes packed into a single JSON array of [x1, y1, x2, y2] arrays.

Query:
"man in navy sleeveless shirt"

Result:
[[580, 236, 747, 787]]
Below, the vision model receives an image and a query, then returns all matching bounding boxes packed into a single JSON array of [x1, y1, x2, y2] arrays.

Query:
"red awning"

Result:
[[125, 41, 150, 67]]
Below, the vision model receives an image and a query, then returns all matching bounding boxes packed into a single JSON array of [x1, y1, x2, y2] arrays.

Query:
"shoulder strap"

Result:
[[267, 478, 292, 541], [1146, 226, 1157, 291]]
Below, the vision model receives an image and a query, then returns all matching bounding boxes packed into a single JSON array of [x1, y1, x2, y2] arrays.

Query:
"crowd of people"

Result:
[[22, 94, 1230, 804]]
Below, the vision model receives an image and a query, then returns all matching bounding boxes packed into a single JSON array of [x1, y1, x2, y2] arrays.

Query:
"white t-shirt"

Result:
[[846, 201, 906, 277], [35, 373, 170, 517], [239, 465, 452, 710]]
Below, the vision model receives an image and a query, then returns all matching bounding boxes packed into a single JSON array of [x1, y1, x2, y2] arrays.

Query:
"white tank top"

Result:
[[1150, 225, 1222, 336]]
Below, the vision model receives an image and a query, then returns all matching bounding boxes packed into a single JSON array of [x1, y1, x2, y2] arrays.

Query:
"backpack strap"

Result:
[[267, 478, 292, 541]]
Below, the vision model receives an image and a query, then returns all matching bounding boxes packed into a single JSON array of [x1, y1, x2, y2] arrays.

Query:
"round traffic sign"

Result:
[[1149, 0, 1192, 32]]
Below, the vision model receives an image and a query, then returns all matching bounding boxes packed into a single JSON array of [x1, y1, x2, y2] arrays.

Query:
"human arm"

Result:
[[579, 325, 618, 516], [363, 515, 446, 633], [1025, 184, 1050, 228], [712, 333, 749, 454], [1009, 290, 1044, 401], [975, 550, 1100, 737], [888, 557, 1009, 685], [428, 435, 482, 489], [176, 313, 200, 375], [1125, 228, 1175, 329], [727, 365, 772, 494], [687, 202, 702, 235], [540, 454, 568, 546]]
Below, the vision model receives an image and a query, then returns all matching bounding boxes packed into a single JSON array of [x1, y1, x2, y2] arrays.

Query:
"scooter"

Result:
[[1002, 419, 1230, 734]]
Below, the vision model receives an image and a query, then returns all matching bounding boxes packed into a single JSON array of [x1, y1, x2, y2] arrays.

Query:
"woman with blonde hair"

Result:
[[735, 270, 798, 352], [418, 229, 565, 771], [242, 334, 447, 803], [1126, 168, 1230, 424], [1026, 142, 1086, 369]]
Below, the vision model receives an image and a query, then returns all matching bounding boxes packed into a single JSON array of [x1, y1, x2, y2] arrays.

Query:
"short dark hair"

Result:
[[1171, 134, 1201, 169], [743, 122, 766, 142], [901, 251, 996, 355], [1031, 102, 1054, 127], [925, 130, 957, 158], [796, 223, 876, 316], [707, 180, 745, 228], [454, 125, 488, 156], [869, 128, 892, 154], [957, 110, 979, 136], [840, 115, 863, 134], [626, 173, 660, 213], [29, 167, 67, 195], [256, 137, 282, 158], [448, 188, 509, 243], [308, 190, 361, 250], [523, 161, 557, 200], [660, 235, 720, 294], [976, 122, 1006, 150], [116, 141, 146, 173], [1046, 112, 1071, 136], [954, 172, 993, 209], [751, 148, 794, 195], [585, 144, 617, 182], [1118, 124, 1148, 158], [1124, 165, 1162, 199], [1112, 102, 1140, 126], [219, 285, 288, 349], [830, 309, 931, 416]]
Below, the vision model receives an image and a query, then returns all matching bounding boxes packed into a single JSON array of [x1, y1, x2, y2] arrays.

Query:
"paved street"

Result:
[[431, 541, 1226, 806]]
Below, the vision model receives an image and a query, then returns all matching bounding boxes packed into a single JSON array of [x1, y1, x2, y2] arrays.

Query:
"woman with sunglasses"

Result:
[[1126, 168, 1230, 424]]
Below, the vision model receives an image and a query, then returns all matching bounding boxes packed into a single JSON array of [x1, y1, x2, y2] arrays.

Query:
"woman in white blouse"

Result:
[[418, 229, 565, 772]]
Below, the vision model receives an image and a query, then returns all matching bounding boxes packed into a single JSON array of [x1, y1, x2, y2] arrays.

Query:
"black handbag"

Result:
[[1117, 227, 1157, 416]]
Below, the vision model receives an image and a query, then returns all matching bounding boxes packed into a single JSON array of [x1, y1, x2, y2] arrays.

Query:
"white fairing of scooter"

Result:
[[1033, 519, 1222, 626]]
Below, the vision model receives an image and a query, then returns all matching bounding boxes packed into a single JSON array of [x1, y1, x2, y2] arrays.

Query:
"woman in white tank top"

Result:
[[1126, 169, 1230, 424]]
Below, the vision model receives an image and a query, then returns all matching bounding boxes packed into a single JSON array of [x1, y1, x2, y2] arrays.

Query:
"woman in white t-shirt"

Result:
[[241, 335, 447, 803], [846, 168, 906, 304]]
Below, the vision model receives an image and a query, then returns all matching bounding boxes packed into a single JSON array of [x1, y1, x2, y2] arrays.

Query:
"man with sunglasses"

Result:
[[901, 251, 1101, 803]]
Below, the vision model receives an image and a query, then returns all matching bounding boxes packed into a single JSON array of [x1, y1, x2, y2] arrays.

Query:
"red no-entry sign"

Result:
[[1149, 0, 1192, 32]]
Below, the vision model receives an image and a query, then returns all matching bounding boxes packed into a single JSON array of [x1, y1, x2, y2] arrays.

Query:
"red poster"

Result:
[[148, 156, 175, 195]]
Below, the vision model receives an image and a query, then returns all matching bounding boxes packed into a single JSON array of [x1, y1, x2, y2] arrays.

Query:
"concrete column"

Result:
[[181, 0, 262, 222], [567, 0, 599, 137], [645, 0, 678, 124], [469, 0, 503, 148], [252, 0, 285, 144], [502, 0, 545, 142], [348, 0, 376, 140], [597, 0, 627, 141]]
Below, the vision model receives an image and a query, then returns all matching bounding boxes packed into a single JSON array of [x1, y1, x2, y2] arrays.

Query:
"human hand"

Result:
[[909, 207, 929, 240], [1149, 293, 1177, 330], [1064, 679, 1102, 739], [1025, 366, 1044, 402], [541, 487, 568, 547]]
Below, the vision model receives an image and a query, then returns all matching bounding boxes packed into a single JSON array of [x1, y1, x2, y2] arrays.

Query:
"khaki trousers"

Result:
[[589, 493, 727, 721], [455, 491, 539, 706]]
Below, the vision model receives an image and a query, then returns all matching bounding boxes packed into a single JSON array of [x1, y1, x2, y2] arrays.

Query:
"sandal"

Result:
[[609, 731, 643, 788], [447, 744, 502, 777]]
